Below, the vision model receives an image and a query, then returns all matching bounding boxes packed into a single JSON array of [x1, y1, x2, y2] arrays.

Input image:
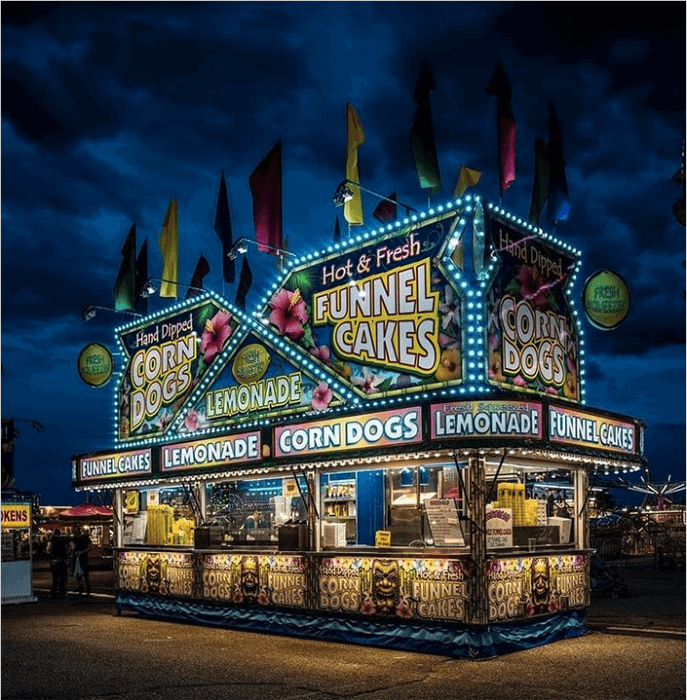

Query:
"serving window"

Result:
[[202, 476, 308, 548], [122, 486, 197, 547], [320, 464, 468, 549], [486, 462, 580, 552]]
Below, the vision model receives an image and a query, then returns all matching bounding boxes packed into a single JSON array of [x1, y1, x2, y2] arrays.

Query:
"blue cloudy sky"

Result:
[[2, 2, 684, 504]]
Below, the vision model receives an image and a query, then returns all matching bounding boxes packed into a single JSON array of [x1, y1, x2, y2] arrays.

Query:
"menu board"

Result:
[[424, 499, 464, 546]]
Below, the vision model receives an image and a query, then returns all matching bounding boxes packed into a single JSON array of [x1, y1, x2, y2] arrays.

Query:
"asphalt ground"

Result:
[[2, 557, 684, 700]]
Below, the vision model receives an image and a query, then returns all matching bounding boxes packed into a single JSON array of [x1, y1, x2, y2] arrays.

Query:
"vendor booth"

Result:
[[72, 198, 645, 656], [2, 500, 37, 604]]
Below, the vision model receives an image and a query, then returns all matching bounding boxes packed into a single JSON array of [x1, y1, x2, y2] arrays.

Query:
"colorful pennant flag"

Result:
[[486, 60, 517, 193], [453, 166, 482, 198], [235, 256, 253, 310], [185, 254, 210, 300], [546, 102, 570, 223], [214, 172, 235, 284], [134, 239, 149, 315], [373, 192, 398, 223], [528, 138, 551, 225], [158, 198, 179, 298], [113, 223, 136, 311], [410, 60, 442, 194], [249, 141, 283, 254], [333, 215, 342, 243], [344, 103, 365, 226]]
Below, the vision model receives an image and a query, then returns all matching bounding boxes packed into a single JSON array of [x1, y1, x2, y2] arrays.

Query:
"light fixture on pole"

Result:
[[227, 237, 296, 261], [81, 305, 142, 322], [332, 179, 417, 216]]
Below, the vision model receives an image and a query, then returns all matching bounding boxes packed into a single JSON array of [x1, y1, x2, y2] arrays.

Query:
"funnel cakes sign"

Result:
[[262, 213, 465, 400], [116, 297, 239, 442], [485, 216, 580, 402]]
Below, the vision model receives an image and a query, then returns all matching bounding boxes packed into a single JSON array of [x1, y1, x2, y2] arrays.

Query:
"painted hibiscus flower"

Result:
[[439, 284, 461, 329], [311, 382, 333, 411], [352, 367, 383, 395], [268, 288, 308, 341], [360, 600, 376, 615], [435, 348, 461, 382], [310, 345, 332, 365], [513, 375, 528, 388], [396, 602, 413, 619], [184, 409, 200, 432], [517, 267, 549, 309], [200, 310, 233, 363]]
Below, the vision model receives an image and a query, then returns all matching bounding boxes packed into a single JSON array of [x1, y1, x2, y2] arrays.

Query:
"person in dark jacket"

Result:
[[72, 524, 93, 596], [48, 528, 70, 598]]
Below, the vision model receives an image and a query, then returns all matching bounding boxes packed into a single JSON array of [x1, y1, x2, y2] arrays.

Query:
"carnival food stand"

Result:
[[72, 197, 645, 656], [1, 500, 37, 604]]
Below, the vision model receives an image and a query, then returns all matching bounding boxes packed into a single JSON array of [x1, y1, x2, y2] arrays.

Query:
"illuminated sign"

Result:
[[548, 406, 636, 454], [487, 554, 588, 621], [486, 216, 580, 402], [582, 269, 631, 330], [206, 372, 303, 419], [313, 255, 440, 376], [431, 400, 543, 439], [273, 407, 422, 458], [161, 432, 261, 472], [79, 449, 152, 481], [189, 333, 346, 432], [1, 503, 31, 529], [318, 556, 469, 621], [117, 298, 238, 441], [262, 213, 465, 400], [77, 343, 113, 387]]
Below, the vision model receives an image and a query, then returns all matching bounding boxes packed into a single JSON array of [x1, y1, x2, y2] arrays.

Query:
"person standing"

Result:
[[48, 528, 70, 598], [72, 524, 93, 596]]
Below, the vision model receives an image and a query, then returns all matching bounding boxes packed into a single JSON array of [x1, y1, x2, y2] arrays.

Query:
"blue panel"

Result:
[[115, 593, 588, 658], [356, 470, 384, 545]]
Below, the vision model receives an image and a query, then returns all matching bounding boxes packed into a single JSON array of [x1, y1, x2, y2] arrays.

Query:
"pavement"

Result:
[[1, 556, 684, 700]]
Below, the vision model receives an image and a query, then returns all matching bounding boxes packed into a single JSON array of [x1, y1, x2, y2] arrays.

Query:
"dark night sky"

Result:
[[1, 1, 685, 504]]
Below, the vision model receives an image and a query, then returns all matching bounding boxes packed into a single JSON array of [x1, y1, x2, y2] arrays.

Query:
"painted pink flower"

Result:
[[513, 375, 528, 387], [360, 600, 376, 615], [311, 382, 333, 411], [232, 590, 244, 604], [396, 603, 413, 619], [545, 386, 559, 395], [200, 310, 233, 363], [268, 289, 308, 341], [548, 598, 559, 613], [352, 367, 383, 395], [257, 592, 270, 606], [184, 410, 200, 432], [517, 267, 549, 309], [310, 345, 332, 365]]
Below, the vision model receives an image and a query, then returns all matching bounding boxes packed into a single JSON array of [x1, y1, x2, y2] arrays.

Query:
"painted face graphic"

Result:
[[372, 559, 399, 615], [531, 557, 550, 610], [146, 554, 162, 593], [241, 557, 260, 601]]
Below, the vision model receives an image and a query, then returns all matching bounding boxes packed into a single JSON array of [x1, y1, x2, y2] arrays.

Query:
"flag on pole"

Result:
[[546, 102, 570, 223], [528, 138, 551, 225], [249, 141, 283, 254], [185, 254, 210, 300], [134, 239, 149, 315], [158, 198, 179, 298], [486, 60, 517, 193], [373, 192, 398, 223], [410, 60, 442, 194], [344, 103, 365, 226], [453, 166, 482, 198], [235, 256, 253, 310], [214, 172, 235, 284], [114, 223, 136, 311], [333, 216, 342, 243]]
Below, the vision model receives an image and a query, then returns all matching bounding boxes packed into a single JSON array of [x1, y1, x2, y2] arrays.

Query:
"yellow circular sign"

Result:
[[232, 343, 271, 385], [78, 343, 113, 387], [583, 270, 631, 330]]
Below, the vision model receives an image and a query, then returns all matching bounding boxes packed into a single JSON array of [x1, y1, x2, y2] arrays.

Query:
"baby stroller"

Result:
[[590, 555, 629, 598]]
